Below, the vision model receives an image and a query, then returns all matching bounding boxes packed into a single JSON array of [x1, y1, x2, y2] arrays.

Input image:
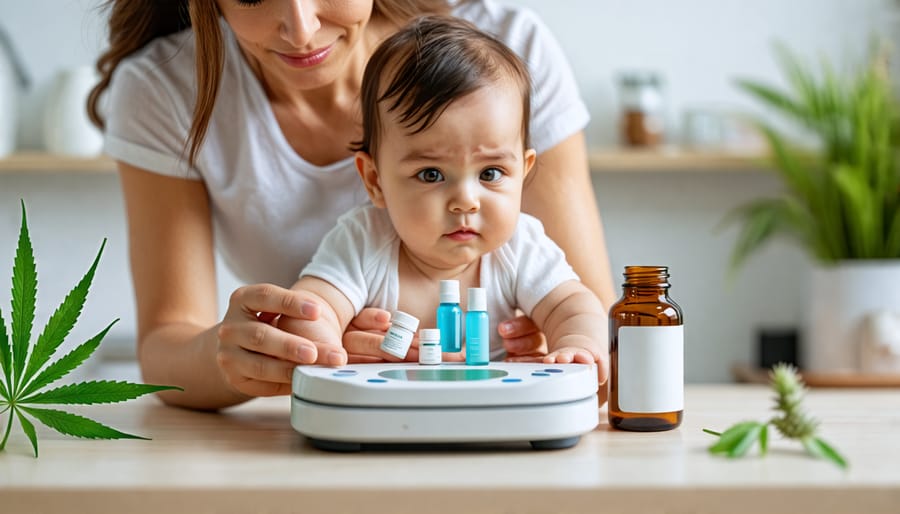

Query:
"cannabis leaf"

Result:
[[704, 363, 848, 469], [0, 200, 181, 457]]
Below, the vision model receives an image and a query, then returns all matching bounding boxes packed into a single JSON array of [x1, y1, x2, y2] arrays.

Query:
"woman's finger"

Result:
[[502, 334, 548, 356], [227, 283, 321, 321], [218, 320, 319, 363], [347, 354, 386, 364], [441, 351, 466, 362], [228, 376, 294, 397], [498, 315, 549, 357], [497, 315, 541, 339], [221, 347, 297, 384], [503, 354, 545, 363]]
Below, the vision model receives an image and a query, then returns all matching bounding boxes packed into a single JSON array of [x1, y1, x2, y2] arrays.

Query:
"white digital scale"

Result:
[[291, 362, 599, 451]]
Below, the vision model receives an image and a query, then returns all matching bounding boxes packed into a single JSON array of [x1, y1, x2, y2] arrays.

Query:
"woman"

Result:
[[88, 0, 614, 410]]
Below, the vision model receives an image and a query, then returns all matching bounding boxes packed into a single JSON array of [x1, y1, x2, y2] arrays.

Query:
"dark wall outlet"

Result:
[[757, 328, 800, 369]]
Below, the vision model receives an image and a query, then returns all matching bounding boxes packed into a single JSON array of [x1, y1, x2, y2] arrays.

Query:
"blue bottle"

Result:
[[465, 287, 490, 366], [437, 280, 462, 353]]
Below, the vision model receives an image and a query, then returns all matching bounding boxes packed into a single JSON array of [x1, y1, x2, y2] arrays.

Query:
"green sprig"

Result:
[[704, 363, 848, 469], [0, 200, 181, 457]]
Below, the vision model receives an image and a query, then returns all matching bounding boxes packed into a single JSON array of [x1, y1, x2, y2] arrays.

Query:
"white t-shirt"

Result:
[[103, 0, 589, 288], [301, 205, 580, 359]]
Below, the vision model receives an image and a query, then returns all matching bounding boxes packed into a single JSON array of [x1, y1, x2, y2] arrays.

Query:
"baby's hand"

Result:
[[543, 346, 599, 365], [544, 345, 610, 403]]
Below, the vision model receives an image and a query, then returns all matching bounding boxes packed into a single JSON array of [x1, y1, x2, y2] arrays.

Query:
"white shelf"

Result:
[[588, 147, 769, 172], [0, 152, 116, 174]]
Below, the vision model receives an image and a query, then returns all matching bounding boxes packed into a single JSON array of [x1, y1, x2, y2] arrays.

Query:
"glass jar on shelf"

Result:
[[617, 71, 665, 147]]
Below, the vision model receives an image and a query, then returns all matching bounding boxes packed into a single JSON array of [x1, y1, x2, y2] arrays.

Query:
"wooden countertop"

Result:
[[1, 365, 898, 514]]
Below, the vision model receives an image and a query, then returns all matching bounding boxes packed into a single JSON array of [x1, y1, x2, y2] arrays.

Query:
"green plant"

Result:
[[704, 363, 847, 469], [0, 201, 180, 457], [727, 42, 900, 269]]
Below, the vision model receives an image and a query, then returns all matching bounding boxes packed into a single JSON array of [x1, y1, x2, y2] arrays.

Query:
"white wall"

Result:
[[1, 0, 897, 380]]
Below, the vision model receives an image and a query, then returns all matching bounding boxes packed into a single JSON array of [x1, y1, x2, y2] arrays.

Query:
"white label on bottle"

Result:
[[380, 326, 413, 359], [618, 325, 683, 413]]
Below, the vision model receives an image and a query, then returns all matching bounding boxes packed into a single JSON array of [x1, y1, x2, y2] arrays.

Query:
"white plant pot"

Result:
[[804, 260, 900, 374], [43, 66, 103, 157], [0, 48, 19, 157]]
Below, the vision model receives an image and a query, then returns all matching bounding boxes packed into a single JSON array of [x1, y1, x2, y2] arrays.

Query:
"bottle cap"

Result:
[[439, 280, 460, 303], [391, 310, 420, 332], [419, 328, 441, 342], [467, 287, 486, 312]]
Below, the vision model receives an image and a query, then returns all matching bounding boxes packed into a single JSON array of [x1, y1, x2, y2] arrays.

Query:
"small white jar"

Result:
[[418, 328, 442, 365], [380, 311, 420, 359]]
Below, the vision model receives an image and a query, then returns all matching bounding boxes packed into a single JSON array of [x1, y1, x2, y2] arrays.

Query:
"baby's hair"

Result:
[[352, 15, 531, 157]]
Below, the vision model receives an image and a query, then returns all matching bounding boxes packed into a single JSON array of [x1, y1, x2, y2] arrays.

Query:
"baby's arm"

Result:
[[530, 280, 608, 367], [277, 276, 357, 367]]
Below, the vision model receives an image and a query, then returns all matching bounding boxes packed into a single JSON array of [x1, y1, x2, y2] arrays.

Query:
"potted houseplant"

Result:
[[728, 43, 900, 374]]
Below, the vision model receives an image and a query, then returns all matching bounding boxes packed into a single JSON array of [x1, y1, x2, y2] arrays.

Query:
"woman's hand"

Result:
[[499, 315, 548, 362], [215, 284, 348, 397]]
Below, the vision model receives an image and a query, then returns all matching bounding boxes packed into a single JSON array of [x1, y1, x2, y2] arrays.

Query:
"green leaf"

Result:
[[759, 423, 769, 456], [702, 428, 722, 437], [11, 200, 37, 393], [18, 320, 117, 399], [19, 405, 148, 440], [0, 306, 10, 389], [20, 239, 106, 394], [803, 436, 849, 469], [833, 164, 878, 257], [725, 198, 809, 273], [0, 404, 14, 450], [15, 408, 39, 458], [708, 421, 764, 457], [886, 206, 900, 258], [724, 201, 778, 272], [0, 201, 182, 457], [735, 80, 808, 126], [21, 380, 180, 405], [756, 122, 815, 200]]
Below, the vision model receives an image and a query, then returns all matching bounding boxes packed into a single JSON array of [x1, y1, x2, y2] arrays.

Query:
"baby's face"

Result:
[[364, 80, 536, 274]]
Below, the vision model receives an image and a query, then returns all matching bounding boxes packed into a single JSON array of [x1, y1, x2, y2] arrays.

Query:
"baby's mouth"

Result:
[[445, 228, 479, 241]]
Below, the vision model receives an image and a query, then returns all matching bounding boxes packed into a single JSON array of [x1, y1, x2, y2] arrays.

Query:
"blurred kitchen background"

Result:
[[1, 0, 898, 381]]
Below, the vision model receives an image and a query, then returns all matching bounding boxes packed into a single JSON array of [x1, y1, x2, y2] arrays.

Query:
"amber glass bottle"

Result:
[[608, 266, 684, 431]]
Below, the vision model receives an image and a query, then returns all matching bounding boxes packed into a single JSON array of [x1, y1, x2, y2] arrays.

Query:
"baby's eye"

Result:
[[416, 168, 444, 183], [479, 168, 503, 183]]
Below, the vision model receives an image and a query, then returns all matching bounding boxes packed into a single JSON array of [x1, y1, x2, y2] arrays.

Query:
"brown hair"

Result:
[[87, 0, 453, 167], [352, 15, 531, 159]]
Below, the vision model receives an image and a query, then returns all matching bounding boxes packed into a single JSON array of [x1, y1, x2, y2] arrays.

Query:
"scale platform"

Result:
[[291, 362, 599, 451]]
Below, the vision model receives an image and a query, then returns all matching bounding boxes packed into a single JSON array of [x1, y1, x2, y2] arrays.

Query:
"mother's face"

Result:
[[215, 0, 376, 91]]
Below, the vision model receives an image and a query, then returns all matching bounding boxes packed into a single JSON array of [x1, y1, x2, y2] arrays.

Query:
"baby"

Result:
[[281, 15, 608, 370]]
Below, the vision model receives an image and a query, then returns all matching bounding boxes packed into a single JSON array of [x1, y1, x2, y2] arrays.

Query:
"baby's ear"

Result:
[[523, 148, 537, 178], [355, 151, 386, 208]]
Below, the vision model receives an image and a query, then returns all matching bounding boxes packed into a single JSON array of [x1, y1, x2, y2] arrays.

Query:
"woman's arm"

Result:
[[119, 163, 336, 410], [119, 162, 234, 408], [522, 131, 616, 309]]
